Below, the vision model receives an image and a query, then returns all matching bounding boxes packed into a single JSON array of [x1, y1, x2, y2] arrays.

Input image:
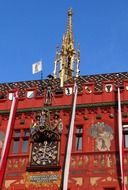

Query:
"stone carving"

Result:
[[45, 85, 52, 105], [30, 109, 63, 142]]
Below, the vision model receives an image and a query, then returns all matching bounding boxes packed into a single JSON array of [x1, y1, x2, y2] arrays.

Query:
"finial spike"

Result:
[[66, 8, 73, 41]]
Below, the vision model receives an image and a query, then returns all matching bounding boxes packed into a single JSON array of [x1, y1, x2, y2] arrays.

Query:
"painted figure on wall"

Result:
[[89, 122, 114, 151], [0, 131, 5, 157]]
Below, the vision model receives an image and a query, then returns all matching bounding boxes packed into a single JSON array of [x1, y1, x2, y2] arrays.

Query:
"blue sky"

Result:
[[0, 1, 128, 83]]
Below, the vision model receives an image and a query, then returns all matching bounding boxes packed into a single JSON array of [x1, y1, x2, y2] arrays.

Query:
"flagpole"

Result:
[[41, 70, 43, 81], [40, 59, 43, 80], [40, 60, 43, 97], [0, 92, 18, 188], [117, 87, 126, 190], [61, 81, 78, 190]]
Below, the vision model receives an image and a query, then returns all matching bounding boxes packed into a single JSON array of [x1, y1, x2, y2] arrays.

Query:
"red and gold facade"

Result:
[[0, 9, 128, 190], [0, 73, 128, 190]]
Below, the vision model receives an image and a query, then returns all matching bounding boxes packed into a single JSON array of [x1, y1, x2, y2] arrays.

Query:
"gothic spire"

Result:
[[66, 8, 73, 43], [53, 8, 80, 87]]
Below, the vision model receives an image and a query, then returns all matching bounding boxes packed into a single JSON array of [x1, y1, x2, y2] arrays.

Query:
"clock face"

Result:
[[31, 141, 58, 166]]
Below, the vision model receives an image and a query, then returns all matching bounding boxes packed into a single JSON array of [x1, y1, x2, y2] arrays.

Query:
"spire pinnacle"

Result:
[[66, 8, 73, 41], [53, 9, 80, 87]]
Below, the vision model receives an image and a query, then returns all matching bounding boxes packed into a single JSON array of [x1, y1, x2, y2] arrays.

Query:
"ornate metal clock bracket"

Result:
[[27, 108, 63, 172]]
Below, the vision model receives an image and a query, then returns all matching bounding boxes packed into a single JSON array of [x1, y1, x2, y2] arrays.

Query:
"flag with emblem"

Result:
[[32, 61, 42, 74]]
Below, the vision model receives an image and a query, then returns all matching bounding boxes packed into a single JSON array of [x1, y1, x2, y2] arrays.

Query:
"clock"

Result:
[[27, 109, 62, 172], [31, 141, 59, 167]]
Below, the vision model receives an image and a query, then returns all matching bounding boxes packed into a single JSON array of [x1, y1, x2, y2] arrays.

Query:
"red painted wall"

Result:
[[0, 79, 128, 189]]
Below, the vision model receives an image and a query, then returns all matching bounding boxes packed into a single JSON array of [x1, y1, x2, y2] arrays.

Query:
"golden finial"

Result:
[[68, 8, 73, 16], [66, 8, 73, 40]]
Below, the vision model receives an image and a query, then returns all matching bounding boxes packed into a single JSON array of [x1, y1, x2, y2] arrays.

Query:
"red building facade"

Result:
[[0, 9, 128, 190]]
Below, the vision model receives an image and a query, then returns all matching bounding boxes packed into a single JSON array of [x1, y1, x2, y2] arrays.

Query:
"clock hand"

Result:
[[45, 152, 56, 160], [42, 141, 47, 157], [45, 152, 52, 157]]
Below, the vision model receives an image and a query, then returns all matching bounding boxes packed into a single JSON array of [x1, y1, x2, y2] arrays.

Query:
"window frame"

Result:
[[74, 125, 83, 152], [123, 124, 128, 149], [10, 129, 30, 155]]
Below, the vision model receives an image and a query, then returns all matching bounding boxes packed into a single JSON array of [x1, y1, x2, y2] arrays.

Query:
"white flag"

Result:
[[32, 61, 42, 74]]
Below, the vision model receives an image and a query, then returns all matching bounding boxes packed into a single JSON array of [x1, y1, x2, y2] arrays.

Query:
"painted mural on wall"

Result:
[[89, 122, 114, 151], [0, 131, 5, 157]]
